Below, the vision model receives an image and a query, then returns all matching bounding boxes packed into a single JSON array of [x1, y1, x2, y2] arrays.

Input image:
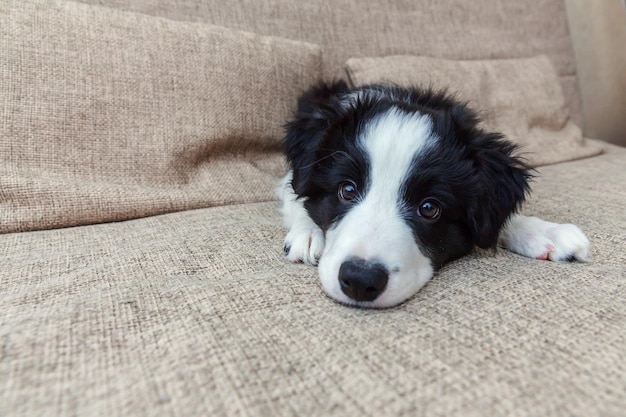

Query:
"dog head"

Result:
[[285, 81, 531, 308]]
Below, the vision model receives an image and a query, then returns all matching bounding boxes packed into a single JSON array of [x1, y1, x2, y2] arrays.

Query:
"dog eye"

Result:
[[417, 199, 441, 220], [338, 181, 358, 202]]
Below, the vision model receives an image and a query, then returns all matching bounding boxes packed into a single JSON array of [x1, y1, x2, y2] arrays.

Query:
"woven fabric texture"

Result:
[[2, 0, 624, 416], [345, 55, 603, 167], [0, 0, 320, 233], [1, 142, 625, 417], [78, 0, 584, 126]]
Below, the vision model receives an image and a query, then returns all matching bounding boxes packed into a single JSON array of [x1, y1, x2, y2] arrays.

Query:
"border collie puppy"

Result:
[[279, 81, 590, 308]]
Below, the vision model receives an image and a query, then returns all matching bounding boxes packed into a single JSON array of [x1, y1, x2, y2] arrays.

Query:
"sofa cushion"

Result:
[[1, 141, 625, 416], [0, 0, 320, 233], [76, 0, 584, 127], [345, 55, 602, 167]]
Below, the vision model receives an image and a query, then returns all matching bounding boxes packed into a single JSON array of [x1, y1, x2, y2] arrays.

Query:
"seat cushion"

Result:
[[2, 142, 625, 416]]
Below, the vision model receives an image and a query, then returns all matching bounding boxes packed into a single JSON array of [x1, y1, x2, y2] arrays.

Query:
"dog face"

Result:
[[284, 82, 531, 308]]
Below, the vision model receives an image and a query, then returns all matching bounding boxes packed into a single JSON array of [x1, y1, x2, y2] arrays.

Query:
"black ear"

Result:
[[466, 132, 533, 249], [284, 80, 351, 196]]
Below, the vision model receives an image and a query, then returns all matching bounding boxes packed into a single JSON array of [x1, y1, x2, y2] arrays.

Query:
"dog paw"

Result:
[[284, 225, 325, 265], [500, 215, 591, 262]]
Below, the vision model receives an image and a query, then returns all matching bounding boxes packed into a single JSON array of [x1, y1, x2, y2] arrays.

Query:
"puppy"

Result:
[[278, 81, 590, 308]]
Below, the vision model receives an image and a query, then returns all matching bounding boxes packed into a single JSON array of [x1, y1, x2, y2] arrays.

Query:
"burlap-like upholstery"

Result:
[[0, 0, 320, 233], [78, 0, 584, 127], [565, 0, 626, 146], [2, 141, 625, 417], [345, 55, 603, 167], [2, 0, 625, 416]]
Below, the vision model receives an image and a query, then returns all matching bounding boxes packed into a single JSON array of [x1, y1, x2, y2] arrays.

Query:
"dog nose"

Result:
[[338, 259, 388, 302]]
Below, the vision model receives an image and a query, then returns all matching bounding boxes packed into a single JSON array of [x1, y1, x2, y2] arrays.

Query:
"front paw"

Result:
[[500, 216, 591, 262], [542, 223, 591, 262], [284, 225, 325, 265]]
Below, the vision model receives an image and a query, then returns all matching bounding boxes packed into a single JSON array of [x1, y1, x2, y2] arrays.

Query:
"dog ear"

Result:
[[284, 80, 350, 196], [465, 131, 533, 249]]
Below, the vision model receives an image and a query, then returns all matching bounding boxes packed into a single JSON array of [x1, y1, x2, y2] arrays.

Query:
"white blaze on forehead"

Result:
[[360, 108, 435, 202], [317, 107, 437, 308]]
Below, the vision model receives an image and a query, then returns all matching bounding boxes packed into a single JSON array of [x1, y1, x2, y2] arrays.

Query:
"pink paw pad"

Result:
[[535, 244, 555, 260]]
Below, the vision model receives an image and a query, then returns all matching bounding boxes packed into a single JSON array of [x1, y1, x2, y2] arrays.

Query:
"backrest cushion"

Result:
[[77, 0, 583, 126], [0, 0, 321, 232]]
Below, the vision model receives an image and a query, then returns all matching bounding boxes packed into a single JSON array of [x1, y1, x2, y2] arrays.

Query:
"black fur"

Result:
[[284, 81, 532, 266]]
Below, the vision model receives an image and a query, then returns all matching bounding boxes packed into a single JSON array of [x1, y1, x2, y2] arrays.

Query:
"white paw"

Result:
[[545, 223, 592, 261], [284, 225, 325, 265], [500, 215, 591, 262]]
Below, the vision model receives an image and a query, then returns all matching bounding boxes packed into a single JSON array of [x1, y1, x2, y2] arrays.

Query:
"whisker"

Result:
[[297, 150, 358, 170]]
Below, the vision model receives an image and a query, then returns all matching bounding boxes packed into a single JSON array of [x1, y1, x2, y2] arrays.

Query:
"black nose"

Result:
[[338, 259, 389, 302]]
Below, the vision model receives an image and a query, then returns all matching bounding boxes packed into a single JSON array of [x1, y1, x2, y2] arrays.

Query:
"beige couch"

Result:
[[2, 1, 625, 416]]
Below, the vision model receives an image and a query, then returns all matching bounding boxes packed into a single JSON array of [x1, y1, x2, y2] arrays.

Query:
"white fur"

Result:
[[499, 214, 591, 262], [316, 109, 436, 307], [277, 172, 325, 265]]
